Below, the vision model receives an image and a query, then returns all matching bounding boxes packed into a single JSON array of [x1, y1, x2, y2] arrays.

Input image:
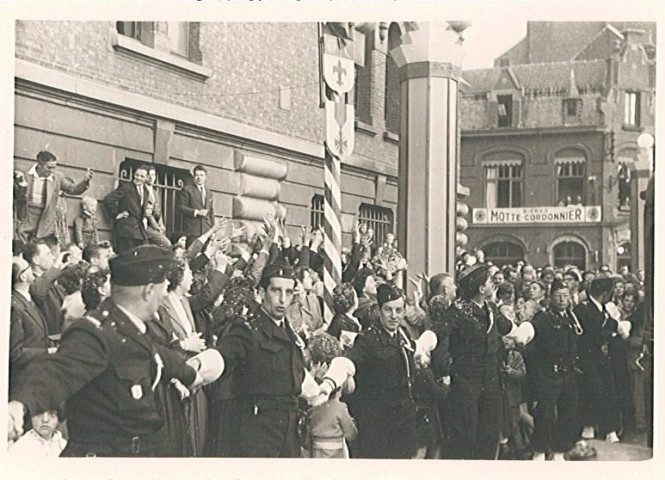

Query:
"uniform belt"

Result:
[[69, 433, 158, 457], [244, 396, 299, 412]]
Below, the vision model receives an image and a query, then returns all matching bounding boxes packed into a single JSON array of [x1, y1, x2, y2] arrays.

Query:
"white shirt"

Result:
[[9, 429, 67, 457], [27, 164, 54, 206], [168, 292, 194, 336]]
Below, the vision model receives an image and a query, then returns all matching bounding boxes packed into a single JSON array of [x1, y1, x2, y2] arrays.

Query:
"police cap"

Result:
[[109, 245, 173, 286]]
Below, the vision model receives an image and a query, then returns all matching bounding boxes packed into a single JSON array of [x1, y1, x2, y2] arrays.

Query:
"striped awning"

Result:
[[617, 156, 636, 166], [554, 156, 586, 165], [482, 158, 522, 168]]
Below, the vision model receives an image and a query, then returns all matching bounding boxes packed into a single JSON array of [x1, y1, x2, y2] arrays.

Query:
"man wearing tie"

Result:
[[179, 165, 214, 246], [103, 164, 150, 253]]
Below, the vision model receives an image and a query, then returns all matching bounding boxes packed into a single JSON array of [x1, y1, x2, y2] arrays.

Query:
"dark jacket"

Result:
[[9, 298, 197, 453], [216, 304, 306, 399], [30, 267, 66, 335], [179, 183, 214, 237], [432, 299, 513, 379], [103, 181, 149, 241], [529, 307, 580, 375], [9, 291, 51, 389], [574, 298, 617, 365]]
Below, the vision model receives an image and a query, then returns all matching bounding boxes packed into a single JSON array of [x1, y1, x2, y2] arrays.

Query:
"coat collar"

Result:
[[96, 298, 154, 354], [254, 307, 293, 344]]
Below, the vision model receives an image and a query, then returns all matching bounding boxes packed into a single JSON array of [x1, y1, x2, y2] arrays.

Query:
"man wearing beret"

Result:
[[508, 279, 585, 460], [574, 276, 631, 444], [212, 262, 320, 457], [415, 264, 515, 459], [7, 245, 221, 456], [315, 283, 419, 458]]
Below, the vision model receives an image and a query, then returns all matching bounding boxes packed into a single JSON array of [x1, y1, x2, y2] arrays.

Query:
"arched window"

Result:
[[483, 241, 524, 267], [384, 23, 402, 134], [483, 158, 523, 208], [555, 150, 586, 205], [310, 194, 324, 229], [552, 241, 586, 269]]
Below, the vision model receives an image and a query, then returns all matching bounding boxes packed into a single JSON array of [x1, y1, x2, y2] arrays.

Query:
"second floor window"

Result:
[[486, 163, 522, 208], [556, 161, 585, 206], [624, 91, 641, 127], [168, 22, 190, 57], [497, 94, 513, 127], [116, 21, 142, 40]]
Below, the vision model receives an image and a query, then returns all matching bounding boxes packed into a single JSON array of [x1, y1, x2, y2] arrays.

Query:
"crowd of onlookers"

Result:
[[9, 150, 650, 459]]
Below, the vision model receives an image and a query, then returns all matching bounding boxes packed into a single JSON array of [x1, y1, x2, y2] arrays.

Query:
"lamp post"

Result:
[[630, 132, 654, 272]]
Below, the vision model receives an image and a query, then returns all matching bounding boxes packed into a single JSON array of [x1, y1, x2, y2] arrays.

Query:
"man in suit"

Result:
[[16, 151, 93, 242], [104, 164, 150, 253], [10, 256, 57, 392], [574, 276, 631, 443], [23, 239, 69, 336], [6, 245, 223, 456], [179, 165, 214, 245]]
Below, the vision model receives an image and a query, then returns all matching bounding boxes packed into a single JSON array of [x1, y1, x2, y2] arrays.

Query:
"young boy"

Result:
[[9, 407, 67, 457]]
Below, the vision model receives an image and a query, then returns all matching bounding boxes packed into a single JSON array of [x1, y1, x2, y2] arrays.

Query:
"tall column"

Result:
[[391, 22, 468, 277], [630, 133, 654, 272]]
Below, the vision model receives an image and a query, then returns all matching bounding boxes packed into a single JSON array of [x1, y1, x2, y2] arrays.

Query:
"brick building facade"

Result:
[[14, 21, 406, 246], [459, 22, 656, 270]]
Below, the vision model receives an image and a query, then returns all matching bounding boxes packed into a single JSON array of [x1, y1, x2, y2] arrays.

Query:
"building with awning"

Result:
[[459, 21, 655, 270]]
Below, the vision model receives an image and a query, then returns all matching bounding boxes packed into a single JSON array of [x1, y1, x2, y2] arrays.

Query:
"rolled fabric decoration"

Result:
[[186, 349, 225, 388]]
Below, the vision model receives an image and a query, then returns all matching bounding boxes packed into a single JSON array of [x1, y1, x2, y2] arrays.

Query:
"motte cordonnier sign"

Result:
[[472, 206, 602, 225]]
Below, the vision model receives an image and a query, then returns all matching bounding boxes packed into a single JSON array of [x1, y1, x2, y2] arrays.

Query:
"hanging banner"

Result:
[[322, 23, 355, 93], [325, 98, 354, 160]]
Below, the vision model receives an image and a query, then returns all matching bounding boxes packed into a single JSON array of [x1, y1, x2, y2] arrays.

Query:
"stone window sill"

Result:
[[355, 119, 380, 136], [111, 31, 212, 80], [383, 130, 399, 144]]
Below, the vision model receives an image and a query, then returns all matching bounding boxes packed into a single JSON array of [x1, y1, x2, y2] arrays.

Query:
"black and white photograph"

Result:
[[0, 1, 661, 478]]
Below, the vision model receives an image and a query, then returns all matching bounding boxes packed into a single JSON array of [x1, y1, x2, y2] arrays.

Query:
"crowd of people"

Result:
[[7, 150, 653, 460]]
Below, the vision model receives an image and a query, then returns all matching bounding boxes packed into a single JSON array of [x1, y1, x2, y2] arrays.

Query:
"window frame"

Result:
[[624, 91, 641, 128], [358, 203, 395, 247], [485, 163, 523, 208], [482, 241, 524, 267], [552, 241, 587, 269], [310, 194, 324, 230], [497, 94, 513, 128], [555, 161, 586, 206]]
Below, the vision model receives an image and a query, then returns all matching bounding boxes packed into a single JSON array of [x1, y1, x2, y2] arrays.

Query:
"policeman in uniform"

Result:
[[317, 283, 418, 458], [213, 263, 319, 458], [416, 264, 514, 459], [509, 279, 584, 459], [7, 245, 221, 456]]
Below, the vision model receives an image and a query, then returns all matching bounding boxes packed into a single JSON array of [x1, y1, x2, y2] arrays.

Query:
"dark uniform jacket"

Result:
[[344, 325, 416, 400], [10, 298, 197, 450], [574, 298, 617, 366], [179, 184, 214, 237], [432, 299, 513, 379], [103, 181, 149, 241], [9, 291, 51, 389], [217, 304, 305, 400], [529, 307, 580, 376]]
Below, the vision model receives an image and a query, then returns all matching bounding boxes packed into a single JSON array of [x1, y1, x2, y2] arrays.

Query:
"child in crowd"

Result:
[[74, 196, 98, 249], [9, 407, 67, 457], [305, 333, 358, 458], [499, 336, 527, 459]]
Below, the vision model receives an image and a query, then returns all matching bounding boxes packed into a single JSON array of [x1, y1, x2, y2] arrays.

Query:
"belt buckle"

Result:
[[131, 436, 140, 454]]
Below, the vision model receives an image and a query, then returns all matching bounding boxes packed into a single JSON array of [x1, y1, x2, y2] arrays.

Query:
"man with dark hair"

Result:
[[16, 150, 93, 242], [318, 283, 418, 458], [82, 241, 115, 271], [575, 276, 631, 443], [103, 165, 150, 253], [179, 165, 214, 244], [211, 263, 320, 457], [23, 239, 70, 335], [7, 245, 221, 456], [415, 264, 515, 459]]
